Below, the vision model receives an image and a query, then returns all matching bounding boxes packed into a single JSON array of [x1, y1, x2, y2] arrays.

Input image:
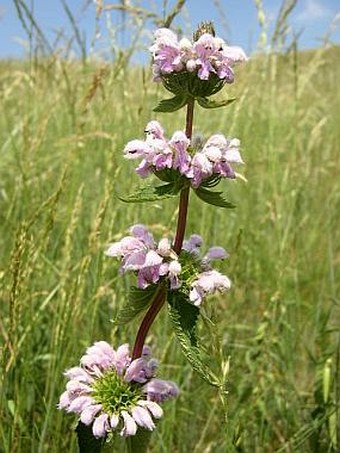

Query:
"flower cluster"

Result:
[[58, 341, 178, 438], [150, 27, 247, 82], [124, 120, 244, 188], [182, 234, 231, 305], [106, 225, 231, 306], [106, 224, 181, 290]]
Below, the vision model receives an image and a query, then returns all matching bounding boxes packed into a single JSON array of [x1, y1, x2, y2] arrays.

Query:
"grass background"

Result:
[[0, 2, 340, 452]]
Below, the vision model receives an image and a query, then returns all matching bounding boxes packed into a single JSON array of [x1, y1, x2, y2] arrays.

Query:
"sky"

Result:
[[0, 0, 339, 60]]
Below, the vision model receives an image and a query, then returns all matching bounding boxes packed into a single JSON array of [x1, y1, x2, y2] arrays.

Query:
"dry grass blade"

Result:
[[271, 0, 298, 47], [162, 0, 187, 28], [94, 0, 186, 28], [13, 0, 53, 54], [61, 0, 87, 63], [98, 2, 159, 21]]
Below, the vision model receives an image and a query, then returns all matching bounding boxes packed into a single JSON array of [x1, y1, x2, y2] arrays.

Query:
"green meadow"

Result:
[[0, 27, 339, 453]]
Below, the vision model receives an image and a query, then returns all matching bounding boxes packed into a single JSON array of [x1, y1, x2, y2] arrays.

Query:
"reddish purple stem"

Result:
[[132, 98, 195, 360]]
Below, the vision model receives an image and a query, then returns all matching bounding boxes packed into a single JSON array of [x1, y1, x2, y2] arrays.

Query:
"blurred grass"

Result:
[[0, 37, 339, 452]]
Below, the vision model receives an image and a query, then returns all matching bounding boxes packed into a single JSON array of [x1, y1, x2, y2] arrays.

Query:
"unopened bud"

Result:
[[193, 21, 216, 41]]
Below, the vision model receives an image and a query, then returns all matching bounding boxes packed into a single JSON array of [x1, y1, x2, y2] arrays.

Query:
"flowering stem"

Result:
[[173, 188, 190, 255], [132, 287, 166, 359], [132, 98, 195, 359], [173, 97, 194, 254], [184, 97, 195, 139]]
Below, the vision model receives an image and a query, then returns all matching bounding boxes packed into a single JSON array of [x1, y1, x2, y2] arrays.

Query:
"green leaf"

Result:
[[197, 96, 236, 109], [161, 72, 225, 98], [194, 187, 235, 209], [76, 421, 103, 453], [114, 285, 158, 326], [153, 94, 188, 112], [169, 292, 199, 346], [119, 183, 180, 203], [154, 168, 181, 183], [154, 168, 176, 183], [167, 291, 220, 387], [161, 72, 191, 95], [200, 174, 222, 188]]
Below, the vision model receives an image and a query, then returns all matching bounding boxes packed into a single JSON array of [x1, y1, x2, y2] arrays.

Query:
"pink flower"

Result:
[[203, 246, 229, 263], [81, 341, 116, 370], [120, 411, 137, 436], [167, 260, 182, 289], [131, 406, 155, 430], [190, 270, 231, 306], [137, 400, 163, 418], [169, 131, 192, 176], [136, 159, 152, 178], [92, 413, 110, 438], [191, 152, 214, 187], [144, 378, 179, 403], [113, 343, 130, 375], [194, 33, 219, 80], [150, 27, 247, 82], [157, 237, 172, 257], [105, 225, 166, 288], [80, 404, 102, 425], [123, 121, 244, 188], [124, 123, 174, 176], [124, 140, 152, 160], [145, 120, 165, 141], [124, 357, 157, 383], [182, 234, 203, 255], [106, 224, 183, 290], [190, 133, 244, 187], [181, 236, 231, 306], [106, 227, 231, 306], [149, 28, 183, 80], [59, 342, 178, 439]]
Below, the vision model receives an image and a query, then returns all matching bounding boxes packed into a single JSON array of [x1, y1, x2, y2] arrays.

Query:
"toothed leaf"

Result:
[[167, 291, 220, 387], [194, 187, 235, 208], [153, 94, 188, 112], [114, 285, 159, 326], [119, 183, 180, 203], [197, 96, 236, 109]]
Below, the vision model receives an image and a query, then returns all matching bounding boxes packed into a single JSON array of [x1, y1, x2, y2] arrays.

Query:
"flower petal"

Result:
[[125, 358, 153, 383], [144, 378, 179, 402], [144, 120, 165, 141], [114, 343, 130, 375], [203, 246, 228, 262], [68, 395, 94, 414], [144, 250, 163, 267], [130, 224, 155, 248], [105, 242, 122, 257], [131, 406, 155, 431], [110, 414, 119, 429], [80, 404, 102, 425], [157, 237, 172, 257], [58, 390, 71, 410], [182, 234, 203, 254], [66, 379, 92, 394], [92, 413, 109, 438], [64, 367, 93, 384], [120, 411, 137, 437], [138, 400, 163, 419], [86, 341, 115, 358], [124, 140, 152, 160]]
